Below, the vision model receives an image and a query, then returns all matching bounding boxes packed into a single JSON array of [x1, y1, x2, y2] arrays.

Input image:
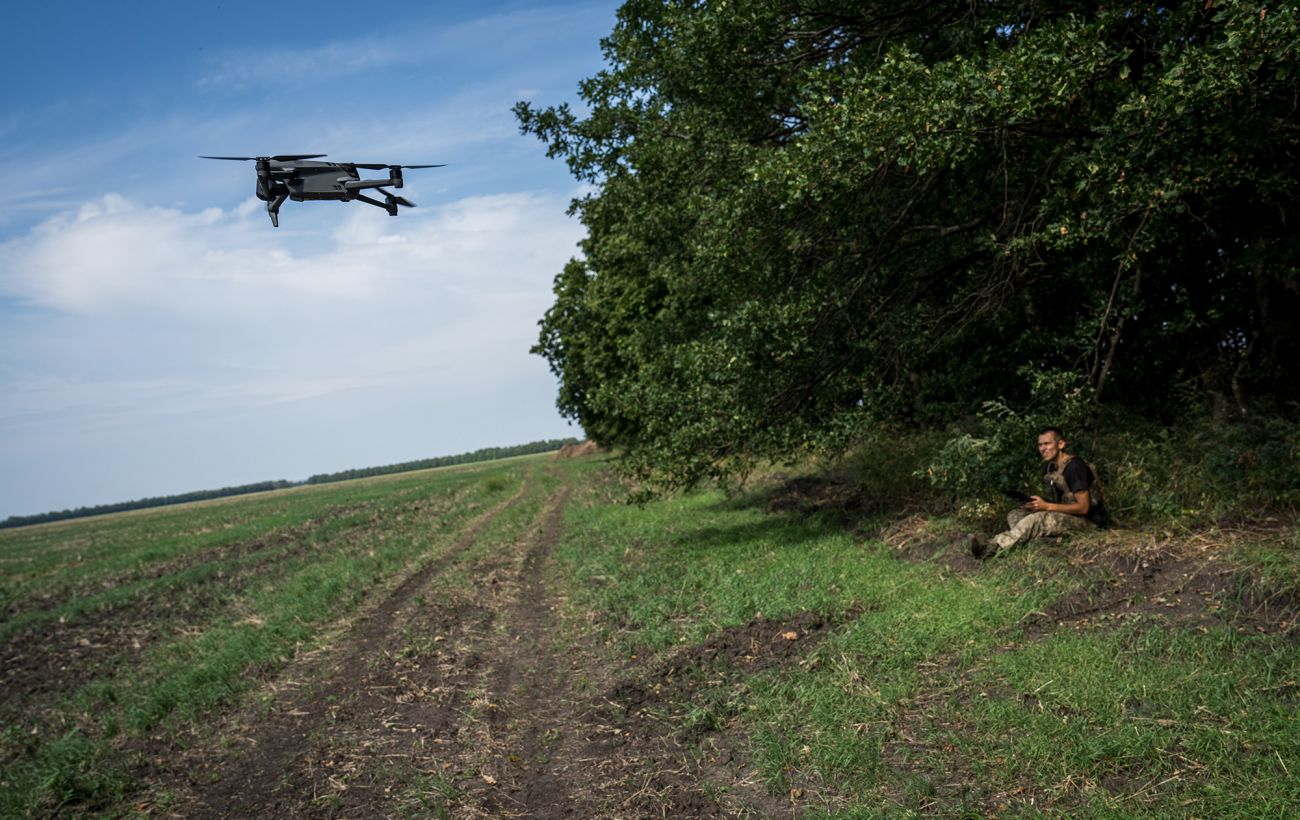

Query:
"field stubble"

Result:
[[3, 456, 1299, 817]]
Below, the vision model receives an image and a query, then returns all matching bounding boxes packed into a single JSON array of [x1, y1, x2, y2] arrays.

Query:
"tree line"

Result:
[[1, 438, 580, 529], [303, 438, 579, 484], [0, 481, 298, 530], [516, 0, 1300, 490]]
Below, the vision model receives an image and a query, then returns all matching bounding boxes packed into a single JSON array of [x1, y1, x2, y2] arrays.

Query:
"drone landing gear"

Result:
[[346, 168, 417, 216], [266, 193, 287, 227], [354, 189, 415, 217]]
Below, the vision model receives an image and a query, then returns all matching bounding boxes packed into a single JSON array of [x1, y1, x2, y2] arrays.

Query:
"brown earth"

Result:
[[17, 466, 1293, 817], [553, 441, 601, 460], [0, 492, 476, 738], [142, 471, 816, 818]]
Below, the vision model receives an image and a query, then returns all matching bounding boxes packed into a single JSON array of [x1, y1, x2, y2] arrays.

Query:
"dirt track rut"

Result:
[[157, 467, 783, 818], [170, 474, 540, 817]]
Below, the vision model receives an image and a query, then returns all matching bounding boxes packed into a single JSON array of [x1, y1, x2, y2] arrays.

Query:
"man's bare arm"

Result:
[[1025, 493, 1090, 516]]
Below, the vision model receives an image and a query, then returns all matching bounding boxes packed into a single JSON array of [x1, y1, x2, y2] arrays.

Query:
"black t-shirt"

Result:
[[1043, 458, 1109, 526]]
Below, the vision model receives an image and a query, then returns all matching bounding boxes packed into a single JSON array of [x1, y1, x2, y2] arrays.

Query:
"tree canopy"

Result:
[[517, 0, 1300, 488]]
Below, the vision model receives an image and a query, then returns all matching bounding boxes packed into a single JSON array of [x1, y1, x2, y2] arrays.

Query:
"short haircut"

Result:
[[1038, 426, 1065, 441]]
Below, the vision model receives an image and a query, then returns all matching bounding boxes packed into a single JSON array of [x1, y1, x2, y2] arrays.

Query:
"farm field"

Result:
[[3, 453, 1298, 817]]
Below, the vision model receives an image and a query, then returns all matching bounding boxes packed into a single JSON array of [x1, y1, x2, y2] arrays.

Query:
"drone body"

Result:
[[200, 154, 445, 226]]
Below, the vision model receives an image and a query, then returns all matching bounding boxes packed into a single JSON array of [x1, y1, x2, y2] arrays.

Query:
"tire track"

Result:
[[463, 487, 575, 817], [156, 465, 779, 818], [172, 469, 539, 819], [446, 478, 784, 819]]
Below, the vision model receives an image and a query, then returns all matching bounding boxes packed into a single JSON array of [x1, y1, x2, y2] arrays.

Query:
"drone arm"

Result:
[[345, 178, 401, 192], [345, 167, 404, 191], [353, 192, 399, 216]]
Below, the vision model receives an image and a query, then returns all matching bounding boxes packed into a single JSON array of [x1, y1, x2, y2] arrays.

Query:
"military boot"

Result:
[[964, 533, 997, 559]]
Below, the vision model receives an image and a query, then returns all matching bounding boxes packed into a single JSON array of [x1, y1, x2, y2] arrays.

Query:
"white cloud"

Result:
[[0, 188, 584, 433], [0, 1, 612, 516], [200, 40, 406, 89], [1, 189, 578, 310]]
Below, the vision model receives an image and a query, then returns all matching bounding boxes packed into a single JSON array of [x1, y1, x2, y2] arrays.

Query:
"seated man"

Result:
[[971, 426, 1108, 559]]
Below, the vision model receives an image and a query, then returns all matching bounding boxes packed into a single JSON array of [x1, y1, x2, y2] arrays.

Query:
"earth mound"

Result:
[[554, 439, 601, 459]]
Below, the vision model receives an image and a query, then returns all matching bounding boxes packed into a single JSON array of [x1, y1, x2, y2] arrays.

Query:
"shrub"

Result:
[[1102, 414, 1300, 526], [921, 372, 1300, 527], [920, 370, 1095, 521]]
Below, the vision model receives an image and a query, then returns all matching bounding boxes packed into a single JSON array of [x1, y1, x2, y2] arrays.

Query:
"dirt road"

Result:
[[156, 468, 792, 818]]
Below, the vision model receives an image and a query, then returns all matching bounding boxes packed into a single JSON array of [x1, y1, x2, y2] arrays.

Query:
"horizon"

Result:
[[0, 1, 611, 518], [1, 435, 580, 525]]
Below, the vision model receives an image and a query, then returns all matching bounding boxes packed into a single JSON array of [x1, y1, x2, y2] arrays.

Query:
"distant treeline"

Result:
[[0, 438, 579, 529], [304, 438, 579, 484], [0, 481, 298, 530]]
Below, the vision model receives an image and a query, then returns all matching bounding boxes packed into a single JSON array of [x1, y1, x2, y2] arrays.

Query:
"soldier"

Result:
[[969, 427, 1108, 558]]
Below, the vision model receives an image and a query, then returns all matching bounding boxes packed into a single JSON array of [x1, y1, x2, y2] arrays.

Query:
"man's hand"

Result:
[[1026, 494, 1090, 516]]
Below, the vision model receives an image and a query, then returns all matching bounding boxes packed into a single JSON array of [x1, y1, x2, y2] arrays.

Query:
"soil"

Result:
[[13, 464, 1295, 817], [1022, 547, 1300, 638], [0, 493, 474, 735], [764, 475, 864, 522], [553, 440, 601, 459], [142, 471, 820, 818]]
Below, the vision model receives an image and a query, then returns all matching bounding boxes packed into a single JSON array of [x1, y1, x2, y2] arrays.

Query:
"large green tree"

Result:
[[518, 0, 1300, 487]]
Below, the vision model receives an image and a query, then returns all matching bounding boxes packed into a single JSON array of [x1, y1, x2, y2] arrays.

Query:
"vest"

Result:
[[1042, 456, 1105, 511]]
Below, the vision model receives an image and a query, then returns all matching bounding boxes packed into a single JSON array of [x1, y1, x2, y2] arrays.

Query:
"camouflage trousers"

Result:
[[990, 508, 1091, 552]]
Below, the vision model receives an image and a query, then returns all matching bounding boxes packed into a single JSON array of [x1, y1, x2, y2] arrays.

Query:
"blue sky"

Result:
[[0, 1, 619, 518]]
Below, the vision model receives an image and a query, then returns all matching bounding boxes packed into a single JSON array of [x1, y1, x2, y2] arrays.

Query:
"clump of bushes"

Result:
[[918, 371, 1300, 528], [1098, 414, 1300, 526]]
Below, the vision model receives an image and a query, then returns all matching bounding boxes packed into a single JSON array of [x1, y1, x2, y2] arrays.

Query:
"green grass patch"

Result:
[[6, 451, 1297, 816], [954, 623, 1300, 815], [552, 465, 1300, 816], [0, 458, 543, 817]]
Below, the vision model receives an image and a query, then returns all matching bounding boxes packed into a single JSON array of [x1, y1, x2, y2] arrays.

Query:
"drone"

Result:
[[200, 154, 445, 226]]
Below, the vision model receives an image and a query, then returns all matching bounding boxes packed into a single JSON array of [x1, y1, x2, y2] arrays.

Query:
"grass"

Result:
[[551, 460, 1300, 817], [3, 448, 1297, 816], [960, 624, 1300, 813], [0, 457, 544, 817]]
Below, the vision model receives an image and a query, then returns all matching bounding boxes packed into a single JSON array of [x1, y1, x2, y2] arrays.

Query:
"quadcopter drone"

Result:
[[200, 154, 445, 226]]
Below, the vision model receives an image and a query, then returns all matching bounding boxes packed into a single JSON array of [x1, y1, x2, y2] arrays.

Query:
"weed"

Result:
[[5, 451, 1298, 816], [397, 771, 457, 819], [0, 458, 536, 815], [552, 469, 1300, 815]]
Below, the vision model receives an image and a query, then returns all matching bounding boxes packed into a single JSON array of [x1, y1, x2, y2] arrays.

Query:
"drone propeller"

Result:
[[349, 162, 447, 170], [199, 154, 327, 162]]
